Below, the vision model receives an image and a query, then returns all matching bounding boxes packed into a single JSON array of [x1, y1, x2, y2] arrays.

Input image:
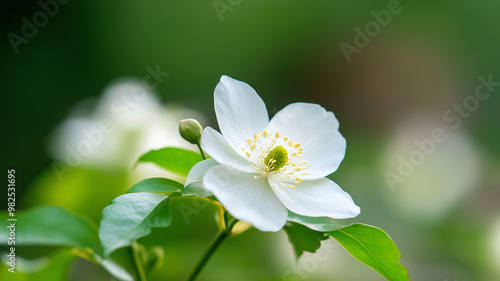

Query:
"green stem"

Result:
[[197, 143, 206, 160], [131, 241, 147, 281], [187, 217, 238, 281]]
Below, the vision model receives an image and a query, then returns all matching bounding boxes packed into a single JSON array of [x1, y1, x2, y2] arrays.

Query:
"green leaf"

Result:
[[183, 182, 213, 197], [329, 223, 410, 281], [0, 207, 100, 253], [287, 211, 344, 232], [126, 178, 183, 194], [136, 147, 203, 176], [0, 207, 133, 280], [99, 192, 180, 256], [284, 222, 329, 258]]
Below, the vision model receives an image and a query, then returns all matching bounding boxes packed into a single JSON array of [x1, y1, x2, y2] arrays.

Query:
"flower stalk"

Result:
[[131, 241, 147, 281], [186, 215, 238, 281], [196, 143, 206, 160]]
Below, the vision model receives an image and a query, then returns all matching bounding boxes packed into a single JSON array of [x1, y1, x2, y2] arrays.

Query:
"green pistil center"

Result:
[[265, 146, 288, 171]]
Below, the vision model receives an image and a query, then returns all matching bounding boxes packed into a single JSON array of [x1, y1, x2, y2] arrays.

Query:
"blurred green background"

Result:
[[3, 0, 500, 280]]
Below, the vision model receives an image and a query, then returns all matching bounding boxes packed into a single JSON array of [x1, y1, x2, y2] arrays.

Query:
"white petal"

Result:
[[266, 103, 346, 179], [214, 76, 269, 153], [269, 176, 360, 219], [204, 165, 288, 232], [201, 127, 255, 173], [185, 159, 219, 186]]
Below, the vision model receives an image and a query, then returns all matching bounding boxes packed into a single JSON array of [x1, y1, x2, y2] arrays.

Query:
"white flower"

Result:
[[187, 76, 360, 231]]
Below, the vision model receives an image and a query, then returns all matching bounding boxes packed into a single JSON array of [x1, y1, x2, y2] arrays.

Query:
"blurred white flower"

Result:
[[49, 78, 204, 183], [381, 119, 481, 221], [189, 76, 359, 232]]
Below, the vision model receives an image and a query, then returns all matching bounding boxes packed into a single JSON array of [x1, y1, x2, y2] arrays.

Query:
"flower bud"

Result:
[[179, 118, 203, 145]]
